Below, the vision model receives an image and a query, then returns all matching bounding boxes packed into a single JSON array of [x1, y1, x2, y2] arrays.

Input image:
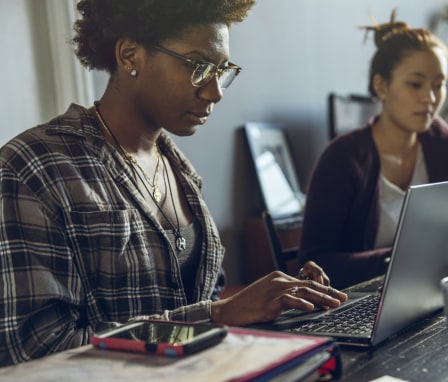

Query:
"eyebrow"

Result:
[[408, 72, 446, 80], [185, 50, 229, 66]]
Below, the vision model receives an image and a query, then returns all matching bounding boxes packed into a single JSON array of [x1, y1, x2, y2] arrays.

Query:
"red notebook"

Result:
[[224, 327, 341, 382]]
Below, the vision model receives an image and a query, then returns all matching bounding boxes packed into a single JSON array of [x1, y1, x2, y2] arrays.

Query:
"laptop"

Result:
[[243, 122, 305, 228], [261, 181, 448, 347]]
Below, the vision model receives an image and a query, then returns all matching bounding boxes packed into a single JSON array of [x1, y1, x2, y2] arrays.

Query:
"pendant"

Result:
[[176, 236, 186, 251], [153, 187, 162, 203], [125, 153, 138, 165]]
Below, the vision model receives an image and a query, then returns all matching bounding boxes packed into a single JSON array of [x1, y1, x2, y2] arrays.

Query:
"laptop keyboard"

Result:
[[290, 294, 380, 335]]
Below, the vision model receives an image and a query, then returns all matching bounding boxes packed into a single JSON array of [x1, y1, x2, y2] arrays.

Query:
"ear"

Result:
[[373, 74, 388, 100], [115, 38, 142, 76]]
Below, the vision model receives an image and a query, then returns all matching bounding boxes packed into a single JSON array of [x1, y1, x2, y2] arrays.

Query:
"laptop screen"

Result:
[[244, 122, 305, 219], [372, 181, 448, 345]]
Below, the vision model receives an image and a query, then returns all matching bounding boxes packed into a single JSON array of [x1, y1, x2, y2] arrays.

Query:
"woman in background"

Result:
[[0, 0, 347, 366], [299, 11, 448, 290]]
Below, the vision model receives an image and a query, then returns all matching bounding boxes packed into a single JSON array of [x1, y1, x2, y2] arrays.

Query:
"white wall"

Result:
[[2, 0, 448, 285], [0, 0, 93, 144], [0, 0, 52, 143]]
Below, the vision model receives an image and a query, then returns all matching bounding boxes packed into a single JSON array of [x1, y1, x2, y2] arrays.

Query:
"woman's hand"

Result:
[[298, 261, 330, 286], [211, 270, 348, 326]]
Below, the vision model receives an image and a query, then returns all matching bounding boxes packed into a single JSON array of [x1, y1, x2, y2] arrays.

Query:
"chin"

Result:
[[416, 124, 432, 134], [412, 117, 434, 133], [171, 125, 199, 137], [187, 125, 200, 135], [182, 124, 199, 136]]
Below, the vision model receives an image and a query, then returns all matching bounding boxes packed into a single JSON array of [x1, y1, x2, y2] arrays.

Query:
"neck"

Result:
[[372, 118, 418, 157], [94, 96, 159, 154]]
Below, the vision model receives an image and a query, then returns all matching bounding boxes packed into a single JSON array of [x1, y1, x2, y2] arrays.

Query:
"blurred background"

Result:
[[2, 0, 448, 285]]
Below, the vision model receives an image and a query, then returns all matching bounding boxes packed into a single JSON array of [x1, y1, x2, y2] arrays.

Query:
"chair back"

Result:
[[328, 93, 380, 139], [261, 210, 299, 274]]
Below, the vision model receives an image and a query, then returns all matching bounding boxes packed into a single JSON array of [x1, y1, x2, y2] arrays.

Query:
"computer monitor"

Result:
[[328, 93, 381, 139], [243, 122, 305, 225]]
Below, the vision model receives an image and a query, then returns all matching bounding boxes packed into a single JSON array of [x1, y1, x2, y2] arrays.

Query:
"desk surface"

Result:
[[2, 278, 448, 382], [2, 314, 447, 382], [337, 276, 448, 381], [340, 313, 448, 381]]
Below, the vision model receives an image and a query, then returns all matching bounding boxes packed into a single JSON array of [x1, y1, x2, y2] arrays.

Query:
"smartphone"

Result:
[[91, 319, 228, 357]]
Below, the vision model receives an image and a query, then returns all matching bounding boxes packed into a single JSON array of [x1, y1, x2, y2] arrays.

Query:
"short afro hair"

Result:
[[73, 0, 256, 73]]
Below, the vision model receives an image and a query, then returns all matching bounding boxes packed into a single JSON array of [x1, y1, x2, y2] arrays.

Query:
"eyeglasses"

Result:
[[152, 45, 242, 89]]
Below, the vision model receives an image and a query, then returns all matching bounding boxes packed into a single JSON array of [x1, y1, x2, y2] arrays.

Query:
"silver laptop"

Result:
[[265, 181, 448, 347]]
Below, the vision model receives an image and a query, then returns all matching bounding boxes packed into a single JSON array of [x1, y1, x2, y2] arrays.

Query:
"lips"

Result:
[[187, 111, 210, 125], [414, 111, 433, 118]]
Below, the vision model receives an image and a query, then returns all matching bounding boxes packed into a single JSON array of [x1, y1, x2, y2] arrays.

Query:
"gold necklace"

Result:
[[93, 103, 162, 203], [126, 147, 162, 203]]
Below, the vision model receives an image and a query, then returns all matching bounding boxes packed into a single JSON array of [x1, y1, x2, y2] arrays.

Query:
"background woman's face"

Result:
[[380, 48, 447, 134]]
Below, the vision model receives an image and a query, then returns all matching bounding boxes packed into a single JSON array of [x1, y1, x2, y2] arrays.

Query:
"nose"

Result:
[[197, 75, 224, 104], [421, 88, 437, 104]]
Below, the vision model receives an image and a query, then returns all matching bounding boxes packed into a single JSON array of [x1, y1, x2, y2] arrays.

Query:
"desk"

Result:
[[340, 313, 448, 381], [336, 277, 448, 381], [2, 315, 447, 382], [2, 274, 448, 382]]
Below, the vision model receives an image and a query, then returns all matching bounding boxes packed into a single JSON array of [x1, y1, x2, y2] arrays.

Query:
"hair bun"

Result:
[[360, 9, 410, 47]]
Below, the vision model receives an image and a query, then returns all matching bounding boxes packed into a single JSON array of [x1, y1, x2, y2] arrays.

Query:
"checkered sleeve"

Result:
[[0, 163, 91, 366]]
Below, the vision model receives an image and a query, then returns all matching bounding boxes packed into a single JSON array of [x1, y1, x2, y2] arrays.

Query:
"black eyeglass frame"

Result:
[[151, 45, 242, 89]]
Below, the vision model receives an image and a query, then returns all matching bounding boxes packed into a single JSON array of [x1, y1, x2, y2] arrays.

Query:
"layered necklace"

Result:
[[93, 101, 187, 251], [128, 144, 162, 204]]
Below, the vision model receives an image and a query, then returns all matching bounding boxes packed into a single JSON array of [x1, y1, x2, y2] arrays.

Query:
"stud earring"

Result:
[[130, 69, 137, 77]]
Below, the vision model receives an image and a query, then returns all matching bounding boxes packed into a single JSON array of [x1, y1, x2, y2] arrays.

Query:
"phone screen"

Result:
[[91, 320, 228, 356], [111, 321, 217, 345]]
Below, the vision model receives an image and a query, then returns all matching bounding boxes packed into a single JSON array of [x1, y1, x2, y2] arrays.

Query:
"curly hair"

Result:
[[361, 9, 448, 97], [73, 0, 256, 74]]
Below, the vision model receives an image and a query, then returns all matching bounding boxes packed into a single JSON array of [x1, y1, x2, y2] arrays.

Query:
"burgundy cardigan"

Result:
[[299, 116, 448, 289]]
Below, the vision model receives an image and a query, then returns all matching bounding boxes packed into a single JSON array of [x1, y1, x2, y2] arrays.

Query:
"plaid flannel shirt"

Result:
[[0, 104, 225, 366]]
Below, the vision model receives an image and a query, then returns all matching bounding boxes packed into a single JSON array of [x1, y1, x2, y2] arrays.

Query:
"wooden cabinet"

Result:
[[244, 217, 302, 283]]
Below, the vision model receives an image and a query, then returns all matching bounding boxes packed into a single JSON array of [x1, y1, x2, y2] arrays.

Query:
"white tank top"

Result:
[[374, 146, 428, 248]]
